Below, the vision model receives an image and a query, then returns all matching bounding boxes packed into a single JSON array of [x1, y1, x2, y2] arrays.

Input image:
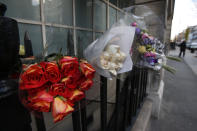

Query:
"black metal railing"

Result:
[[22, 31, 148, 130], [34, 66, 148, 131], [106, 66, 148, 131]]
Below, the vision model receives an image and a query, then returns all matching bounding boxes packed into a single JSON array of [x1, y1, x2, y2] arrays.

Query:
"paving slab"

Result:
[[148, 49, 197, 131], [169, 47, 197, 75]]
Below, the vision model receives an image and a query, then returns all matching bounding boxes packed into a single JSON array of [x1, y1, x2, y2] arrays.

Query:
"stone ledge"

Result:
[[131, 99, 153, 131], [147, 80, 164, 119]]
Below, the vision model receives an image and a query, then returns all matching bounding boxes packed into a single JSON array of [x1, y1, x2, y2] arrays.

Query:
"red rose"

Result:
[[28, 90, 54, 103], [26, 90, 53, 112], [44, 62, 61, 83], [76, 74, 87, 87], [80, 60, 95, 79], [20, 64, 46, 90], [49, 83, 65, 96], [59, 56, 79, 77], [27, 82, 51, 95], [52, 97, 74, 123], [61, 67, 82, 89], [28, 101, 51, 112], [39, 62, 47, 69], [59, 56, 78, 64], [61, 76, 77, 89], [63, 87, 74, 98], [68, 89, 85, 103], [79, 79, 93, 91]]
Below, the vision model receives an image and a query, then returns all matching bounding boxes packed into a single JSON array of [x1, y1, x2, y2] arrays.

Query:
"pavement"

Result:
[[169, 47, 197, 75], [148, 48, 197, 131]]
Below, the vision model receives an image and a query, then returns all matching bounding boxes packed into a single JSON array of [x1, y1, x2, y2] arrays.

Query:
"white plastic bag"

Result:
[[84, 26, 135, 78]]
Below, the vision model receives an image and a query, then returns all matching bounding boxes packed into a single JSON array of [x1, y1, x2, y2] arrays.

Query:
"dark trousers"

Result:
[[0, 93, 32, 131], [179, 50, 185, 57]]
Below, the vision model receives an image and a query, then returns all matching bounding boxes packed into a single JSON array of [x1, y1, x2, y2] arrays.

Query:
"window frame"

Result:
[[10, 0, 126, 56]]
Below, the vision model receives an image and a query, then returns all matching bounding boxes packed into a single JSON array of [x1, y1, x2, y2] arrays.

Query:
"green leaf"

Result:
[[58, 96, 67, 101], [162, 64, 176, 74], [166, 56, 182, 62]]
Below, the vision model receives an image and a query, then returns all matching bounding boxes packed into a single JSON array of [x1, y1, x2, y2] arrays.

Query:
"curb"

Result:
[[183, 58, 197, 76], [131, 99, 153, 131]]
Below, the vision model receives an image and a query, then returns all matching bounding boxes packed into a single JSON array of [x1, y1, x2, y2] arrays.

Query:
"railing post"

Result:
[[140, 68, 144, 103], [115, 77, 121, 131], [140, 68, 145, 102], [133, 67, 139, 115], [128, 69, 135, 124], [143, 69, 148, 97], [100, 76, 107, 131], [123, 73, 132, 129], [137, 67, 142, 108], [141, 68, 147, 101], [72, 102, 82, 131], [34, 113, 46, 131], [80, 98, 87, 131]]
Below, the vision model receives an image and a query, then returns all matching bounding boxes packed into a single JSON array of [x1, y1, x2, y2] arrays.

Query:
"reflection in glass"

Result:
[[118, 0, 132, 8], [93, 0, 106, 31], [1, 0, 40, 21], [18, 24, 43, 56], [117, 11, 124, 21], [95, 33, 102, 40], [75, 0, 93, 28], [109, 0, 117, 6], [109, 7, 117, 28], [46, 27, 72, 55], [44, 0, 73, 25], [118, 0, 124, 8], [32, 0, 39, 6], [76, 30, 93, 58]]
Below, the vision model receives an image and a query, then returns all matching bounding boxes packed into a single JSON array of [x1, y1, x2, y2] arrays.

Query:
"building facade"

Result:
[[1, 0, 175, 130], [175, 25, 197, 44], [188, 25, 197, 43], [1, 1, 129, 130], [2, 0, 129, 58], [124, 0, 175, 45]]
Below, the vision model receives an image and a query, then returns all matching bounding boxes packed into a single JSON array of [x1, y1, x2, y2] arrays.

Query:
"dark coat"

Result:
[[0, 16, 20, 79], [0, 16, 32, 131], [180, 41, 186, 51]]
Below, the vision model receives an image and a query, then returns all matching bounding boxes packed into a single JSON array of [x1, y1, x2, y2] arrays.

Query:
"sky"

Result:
[[171, 0, 197, 39]]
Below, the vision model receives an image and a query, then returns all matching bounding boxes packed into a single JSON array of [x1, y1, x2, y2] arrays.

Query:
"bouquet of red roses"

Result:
[[19, 56, 95, 123]]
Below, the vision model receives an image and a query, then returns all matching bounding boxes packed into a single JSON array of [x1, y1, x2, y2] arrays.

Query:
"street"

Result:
[[149, 48, 197, 131]]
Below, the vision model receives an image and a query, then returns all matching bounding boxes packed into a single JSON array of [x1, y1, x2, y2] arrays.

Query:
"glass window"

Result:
[[109, 0, 117, 6], [117, 11, 124, 21], [118, 0, 131, 8], [109, 7, 117, 28], [95, 32, 102, 40], [76, 30, 93, 58], [118, 0, 124, 8], [75, 0, 93, 29], [18, 24, 43, 56], [2, 0, 40, 21], [44, 0, 73, 25], [93, 0, 106, 31], [46, 27, 72, 55]]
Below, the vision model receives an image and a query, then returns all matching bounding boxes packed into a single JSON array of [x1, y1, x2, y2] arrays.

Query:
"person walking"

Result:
[[179, 40, 186, 57], [0, 2, 32, 131]]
